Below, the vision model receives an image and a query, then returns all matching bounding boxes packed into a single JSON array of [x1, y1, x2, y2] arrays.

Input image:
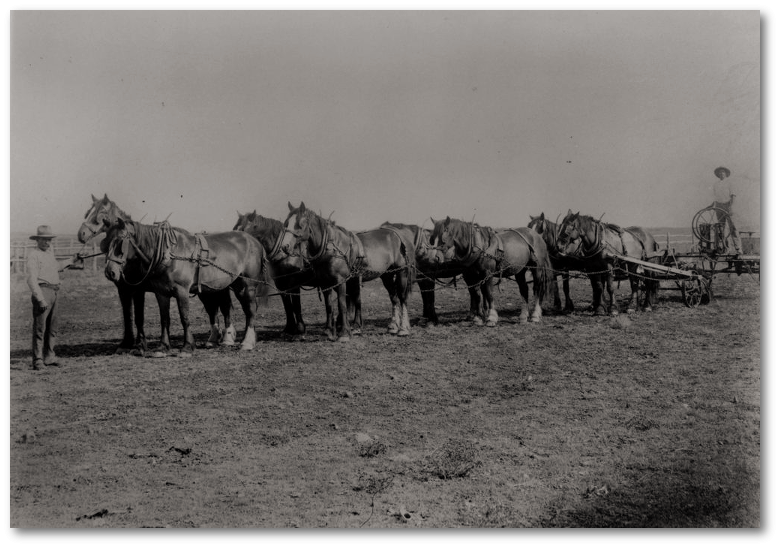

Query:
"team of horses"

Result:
[[78, 194, 659, 355]]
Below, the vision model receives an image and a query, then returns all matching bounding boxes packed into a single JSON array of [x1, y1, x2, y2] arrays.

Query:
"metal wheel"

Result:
[[692, 206, 730, 248], [681, 277, 703, 308]]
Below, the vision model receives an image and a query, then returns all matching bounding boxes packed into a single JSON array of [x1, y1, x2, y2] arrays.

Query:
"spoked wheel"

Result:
[[692, 206, 730, 249], [681, 277, 703, 308]]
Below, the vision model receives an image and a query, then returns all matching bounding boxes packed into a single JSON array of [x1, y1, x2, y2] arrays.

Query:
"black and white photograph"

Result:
[[5, 5, 764, 533]]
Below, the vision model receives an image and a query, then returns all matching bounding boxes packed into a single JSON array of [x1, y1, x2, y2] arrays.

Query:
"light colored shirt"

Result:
[[26, 247, 62, 301], [712, 178, 734, 203]]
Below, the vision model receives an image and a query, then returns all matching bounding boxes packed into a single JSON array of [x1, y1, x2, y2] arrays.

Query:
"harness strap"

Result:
[[194, 233, 210, 294]]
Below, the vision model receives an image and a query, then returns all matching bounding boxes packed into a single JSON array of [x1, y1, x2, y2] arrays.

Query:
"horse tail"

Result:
[[536, 245, 553, 305]]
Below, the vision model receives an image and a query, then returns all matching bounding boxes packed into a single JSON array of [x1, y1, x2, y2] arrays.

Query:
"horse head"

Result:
[[282, 202, 317, 260], [432, 216, 475, 263], [103, 217, 134, 282], [555, 210, 582, 255], [78, 194, 130, 244]]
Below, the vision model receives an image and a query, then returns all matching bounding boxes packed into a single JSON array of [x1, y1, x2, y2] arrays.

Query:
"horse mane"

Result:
[[249, 214, 283, 234], [87, 195, 132, 222]]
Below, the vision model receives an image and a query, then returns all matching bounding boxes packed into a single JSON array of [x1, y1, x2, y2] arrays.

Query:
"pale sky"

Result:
[[9, 10, 761, 235]]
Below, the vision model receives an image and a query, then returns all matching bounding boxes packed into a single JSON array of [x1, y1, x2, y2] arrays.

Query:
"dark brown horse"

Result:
[[555, 210, 659, 315], [382, 222, 473, 325], [77, 195, 236, 354], [104, 218, 268, 353], [528, 212, 586, 313], [432, 217, 552, 326], [233, 210, 314, 340], [280, 202, 413, 341]]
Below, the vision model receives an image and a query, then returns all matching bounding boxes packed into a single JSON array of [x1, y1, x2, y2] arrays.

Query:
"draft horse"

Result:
[[432, 217, 552, 326], [79, 195, 235, 354], [528, 212, 586, 313], [233, 210, 313, 340], [280, 202, 414, 341], [555, 210, 659, 315], [374, 222, 462, 326], [104, 218, 268, 352]]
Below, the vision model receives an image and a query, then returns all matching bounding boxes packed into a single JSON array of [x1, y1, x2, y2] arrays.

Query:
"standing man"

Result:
[[26, 225, 83, 370], [711, 167, 743, 255]]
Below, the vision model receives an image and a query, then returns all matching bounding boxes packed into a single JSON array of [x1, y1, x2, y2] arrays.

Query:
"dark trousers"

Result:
[[31, 286, 58, 364]]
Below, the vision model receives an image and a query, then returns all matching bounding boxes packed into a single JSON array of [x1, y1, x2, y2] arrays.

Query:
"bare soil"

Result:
[[9, 268, 761, 528]]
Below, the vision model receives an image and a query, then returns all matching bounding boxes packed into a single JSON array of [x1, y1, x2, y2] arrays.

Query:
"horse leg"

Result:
[[290, 288, 306, 340], [515, 270, 530, 322], [464, 273, 483, 326], [481, 278, 498, 327], [627, 269, 639, 314], [323, 288, 336, 342], [397, 268, 411, 337], [280, 293, 297, 336], [115, 283, 135, 353], [605, 269, 618, 316], [347, 277, 362, 335], [198, 293, 222, 349], [589, 274, 605, 316], [154, 293, 172, 357], [417, 278, 437, 325], [552, 274, 563, 311], [335, 283, 352, 343], [381, 273, 400, 334], [562, 272, 575, 313], [132, 290, 148, 355], [219, 290, 236, 345], [235, 284, 257, 351], [173, 287, 194, 355], [530, 269, 545, 322], [642, 278, 657, 312]]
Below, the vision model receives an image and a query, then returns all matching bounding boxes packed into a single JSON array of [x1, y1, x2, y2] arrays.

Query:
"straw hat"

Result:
[[30, 225, 56, 240], [714, 167, 731, 180]]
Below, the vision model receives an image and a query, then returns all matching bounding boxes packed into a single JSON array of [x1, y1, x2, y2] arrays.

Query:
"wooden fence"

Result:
[[10, 238, 105, 274]]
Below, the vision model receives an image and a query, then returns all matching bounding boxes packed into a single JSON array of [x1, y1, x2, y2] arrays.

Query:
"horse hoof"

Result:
[[486, 320, 497, 328], [627, 308, 636, 315], [352, 328, 362, 336], [472, 318, 484, 327], [115, 346, 133, 355], [529, 317, 541, 323], [240, 344, 255, 351], [220, 341, 236, 347], [643, 306, 652, 312], [337, 335, 351, 343], [179, 352, 192, 359], [151, 351, 167, 359], [387, 327, 398, 335], [397, 329, 410, 337], [610, 311, 619, 317], [205, 342, 215, 349]]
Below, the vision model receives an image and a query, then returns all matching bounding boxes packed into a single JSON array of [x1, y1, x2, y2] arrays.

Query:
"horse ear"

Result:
[[540, 212, 546, 221], [445, 216, 451, 223], [300, 201, 306, 211], [567, 209, 573, 216], [92, 194, 98, 203], [102, 218, 111, 228], [117, 218, 126, 229], [288, 201, 295, 211], [253, 209, 257, 215], [430, 217, 437, 226]]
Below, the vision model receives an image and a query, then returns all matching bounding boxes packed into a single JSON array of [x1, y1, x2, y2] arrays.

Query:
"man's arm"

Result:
[[26, 253, 46, 306]]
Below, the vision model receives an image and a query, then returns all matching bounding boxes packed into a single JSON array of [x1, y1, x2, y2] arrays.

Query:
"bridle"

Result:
[[105, 221, 165, 286]]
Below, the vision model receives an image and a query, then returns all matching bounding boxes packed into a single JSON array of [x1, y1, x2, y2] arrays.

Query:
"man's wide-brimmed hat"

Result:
[[714, 166, 731, 179], [30, 225, 56, 240]]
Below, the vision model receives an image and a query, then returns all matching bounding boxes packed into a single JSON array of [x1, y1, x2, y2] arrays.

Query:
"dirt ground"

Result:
[[8, 267, 761, 528]]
